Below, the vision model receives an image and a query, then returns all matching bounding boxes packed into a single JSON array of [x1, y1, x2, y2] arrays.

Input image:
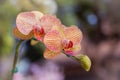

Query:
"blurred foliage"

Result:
[[56, 0, 97, 26], [0, 0, 17, 55], [57, 0, 120, 44], [9, 0, 57, 14]]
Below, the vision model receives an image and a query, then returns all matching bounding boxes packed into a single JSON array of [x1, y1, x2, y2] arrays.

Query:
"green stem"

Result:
[[63, 51, 83, 62], [71, 54, 83, 61], [11, 40, 23, 79]]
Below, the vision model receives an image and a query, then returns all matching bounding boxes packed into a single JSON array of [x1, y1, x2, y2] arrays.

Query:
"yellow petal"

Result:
[[13, 27, 33, 40], [64, 25, 82, 45], [44, 30, 62, 53], [71, 45, 81, 54], [44, 49, 60, 59]]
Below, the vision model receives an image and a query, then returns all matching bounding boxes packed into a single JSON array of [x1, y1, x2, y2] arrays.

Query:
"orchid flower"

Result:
[[14, 11, 62, 41], [43, 25, 82, 59], [14, 11, 43, 40]]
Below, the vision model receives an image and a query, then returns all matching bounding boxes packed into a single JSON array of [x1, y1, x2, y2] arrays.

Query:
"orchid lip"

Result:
[[33, 26, 45, 35], [68, 41, 73, 48]]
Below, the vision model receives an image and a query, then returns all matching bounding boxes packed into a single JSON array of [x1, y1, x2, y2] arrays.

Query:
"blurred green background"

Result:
[[0, 0, 120, 80]]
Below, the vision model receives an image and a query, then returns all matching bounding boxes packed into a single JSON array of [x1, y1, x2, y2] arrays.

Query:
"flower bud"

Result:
[[73, 54, 91, 71]]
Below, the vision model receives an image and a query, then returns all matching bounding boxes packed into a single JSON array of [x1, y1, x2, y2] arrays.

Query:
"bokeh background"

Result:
[[0, 0, 120, 80]]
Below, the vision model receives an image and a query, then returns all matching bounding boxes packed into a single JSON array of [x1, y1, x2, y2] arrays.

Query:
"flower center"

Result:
[[33, 26, 45, 41], [62, 39, 73, 49]]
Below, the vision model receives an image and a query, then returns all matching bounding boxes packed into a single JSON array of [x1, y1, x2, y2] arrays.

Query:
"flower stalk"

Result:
[[11, 40, 23, 79]]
